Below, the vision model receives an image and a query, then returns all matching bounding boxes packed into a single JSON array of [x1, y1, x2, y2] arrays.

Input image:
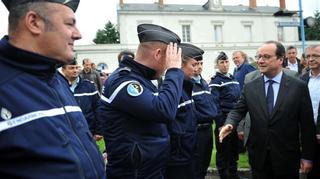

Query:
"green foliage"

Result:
[[93, 21, 120, 44], [304, 11, 320, 40]]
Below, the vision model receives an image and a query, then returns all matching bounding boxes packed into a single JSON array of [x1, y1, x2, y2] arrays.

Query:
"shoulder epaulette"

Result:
[[117, 67, 131, 74]]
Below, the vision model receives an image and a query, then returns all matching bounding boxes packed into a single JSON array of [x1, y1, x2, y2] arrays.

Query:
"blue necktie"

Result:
[[266, 80, 274, 115]]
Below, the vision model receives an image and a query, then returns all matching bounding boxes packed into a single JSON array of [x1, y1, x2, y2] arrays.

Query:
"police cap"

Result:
[[216, 51, 228, 62], [137, 24, 181, 44], [2, 0, 80, 12], [180, 43, 204, 61]]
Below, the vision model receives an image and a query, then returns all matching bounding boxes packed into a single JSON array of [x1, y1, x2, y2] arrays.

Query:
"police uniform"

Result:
[[69, 77, 101, 135], [164, 43, 205, 179], [192, 76, 218, 179], [0, 1, 105, 178], [209, 52, 241, 179], [98, 24, 184, 179]]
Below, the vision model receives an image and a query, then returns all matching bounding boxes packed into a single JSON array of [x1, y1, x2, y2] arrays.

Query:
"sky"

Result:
[[0, 0, 319, 45]]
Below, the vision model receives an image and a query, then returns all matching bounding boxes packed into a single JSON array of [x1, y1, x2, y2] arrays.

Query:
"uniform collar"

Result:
[[216, 71, 233, 79], [0, 36, 62, 77], [120, 58, 156, 80]]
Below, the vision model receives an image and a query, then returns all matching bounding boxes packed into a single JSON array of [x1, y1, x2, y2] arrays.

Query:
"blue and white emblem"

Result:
[[127, 82, 143, 97], [1, 107, 12, 120]]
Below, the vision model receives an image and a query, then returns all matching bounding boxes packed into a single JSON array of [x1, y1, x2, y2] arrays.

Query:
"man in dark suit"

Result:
[[283, 45, 303, 74], [241, 68, 299, 147], [219, 41, 317, 179]]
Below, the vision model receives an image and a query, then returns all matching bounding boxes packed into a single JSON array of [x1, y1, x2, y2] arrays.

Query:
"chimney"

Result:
[[119, 0, 124, 6], [249, 0, 257, 9], [279, 0, 286, 10], [207, 0, 222, 11], [159, 0, 164, 8]]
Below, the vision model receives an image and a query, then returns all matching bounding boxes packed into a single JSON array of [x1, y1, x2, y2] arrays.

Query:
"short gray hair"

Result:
[[8, 2, 55, 33]]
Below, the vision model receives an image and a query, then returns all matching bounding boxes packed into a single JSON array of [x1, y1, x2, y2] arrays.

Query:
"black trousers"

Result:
[[164, 163, 194, 179], [252, 151, 299, 179], [193, 124, 213, 179], [307, 142, 320, 179], [214, 125, 239, 179]]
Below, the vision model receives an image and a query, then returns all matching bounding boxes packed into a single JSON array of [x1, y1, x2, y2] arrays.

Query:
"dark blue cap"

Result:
[[137, 24, 181, 44], [180, 43, 204, 61], [2, 0, 80, 12], [216, 51, 228, 62]]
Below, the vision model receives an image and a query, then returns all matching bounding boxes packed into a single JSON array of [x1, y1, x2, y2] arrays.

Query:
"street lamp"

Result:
[[299, 0, 305, 53]]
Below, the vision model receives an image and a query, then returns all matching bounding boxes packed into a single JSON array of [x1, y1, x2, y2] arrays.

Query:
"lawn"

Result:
[[96, 139, 105, 153]]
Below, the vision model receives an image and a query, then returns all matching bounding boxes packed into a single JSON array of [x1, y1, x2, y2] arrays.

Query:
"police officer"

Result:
[[0, 0, 105, 178], [209, 52, 241, 179], [192, 52, 218, 179], [61, 60, 102, 140], [164, 43, 201, 179], [98, 24, 183, 178]]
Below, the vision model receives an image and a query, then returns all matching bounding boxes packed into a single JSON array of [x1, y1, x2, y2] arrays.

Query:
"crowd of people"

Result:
[[0, 0, 319, 179]]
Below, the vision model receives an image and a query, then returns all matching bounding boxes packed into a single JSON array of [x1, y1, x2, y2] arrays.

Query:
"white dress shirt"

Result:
[[264, 71, 283, 107]]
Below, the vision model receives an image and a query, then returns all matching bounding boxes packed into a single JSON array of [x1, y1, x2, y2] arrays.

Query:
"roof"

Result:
[[118, 3, 283, 14]]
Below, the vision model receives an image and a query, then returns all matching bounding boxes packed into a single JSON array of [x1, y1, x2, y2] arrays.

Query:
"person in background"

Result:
[[192, 50, 218, 179], [98, 24, 183, 179], [0, 0, 105, 178], [61, 60, 103, 141], [300, 44, 320, 179], [283, 45, 302, 74], [210, 52, 241, 179], [232, 50, 256, 90], [117, 49, 135, 63], [301, 53, 310, 75], [232, 50, 256, 153], [100, 68, 111, 84], [220, 41, 316, 179], [80, 58, 102, 93]]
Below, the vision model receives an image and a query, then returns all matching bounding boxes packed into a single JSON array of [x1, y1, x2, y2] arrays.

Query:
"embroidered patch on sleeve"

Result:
[[127, 82, 143, 97]]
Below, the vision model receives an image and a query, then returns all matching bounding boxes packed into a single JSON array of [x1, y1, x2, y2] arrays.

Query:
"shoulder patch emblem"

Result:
[[127, 82, 143, 97], [1, 107, 12, 120]]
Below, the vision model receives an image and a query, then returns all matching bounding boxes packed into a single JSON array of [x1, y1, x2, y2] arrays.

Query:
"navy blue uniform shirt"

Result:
[[0, 36, 105, 179], [98, 58, 184, 178]]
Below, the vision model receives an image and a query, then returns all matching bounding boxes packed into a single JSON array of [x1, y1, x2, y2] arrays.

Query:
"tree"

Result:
[[93, 21, 120, 44], [305, 11, 320, 40]]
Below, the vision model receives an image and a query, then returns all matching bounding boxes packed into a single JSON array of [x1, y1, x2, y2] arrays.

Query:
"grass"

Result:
[[96, 124, 250, 168], [96, 139, 105, 153]]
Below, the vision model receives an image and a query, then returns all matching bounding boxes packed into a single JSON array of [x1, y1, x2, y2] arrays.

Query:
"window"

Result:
[[244, 25, 252, 42], [277, 26, 284, 42], [182, 25, 191, 42], [241, 21, 253, 42], [214, 25, 223, 43]]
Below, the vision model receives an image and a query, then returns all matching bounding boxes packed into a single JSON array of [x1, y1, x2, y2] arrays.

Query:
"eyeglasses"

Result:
[[255, 54, 277, 61], [305, 54, 320, 60]]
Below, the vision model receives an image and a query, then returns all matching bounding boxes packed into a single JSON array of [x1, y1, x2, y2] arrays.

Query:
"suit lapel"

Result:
[[253, 76, 269, 118], [270, 73, 290, 121]]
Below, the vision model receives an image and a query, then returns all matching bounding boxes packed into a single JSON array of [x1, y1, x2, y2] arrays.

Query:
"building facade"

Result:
[[75, 0, 314, 80]]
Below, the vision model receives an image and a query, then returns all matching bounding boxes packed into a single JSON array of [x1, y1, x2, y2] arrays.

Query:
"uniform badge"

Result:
[[127, 82, 143, 97], [1, 107, 12, 120]]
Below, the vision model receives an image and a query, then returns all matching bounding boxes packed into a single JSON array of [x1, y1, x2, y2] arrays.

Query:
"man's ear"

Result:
[[154, 48, 163, 62], [24, 11, 44, 35]]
